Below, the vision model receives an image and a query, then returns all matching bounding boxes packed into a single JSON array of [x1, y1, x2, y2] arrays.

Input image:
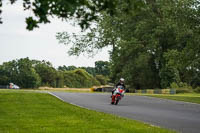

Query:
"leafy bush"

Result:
[[176, 89, 192, 94], [95, 75, 108, 85], [170, 82, 193, 93], [63, 69, 100, 88], [170, 82, 179, 89], [194, 87, 200, 93]]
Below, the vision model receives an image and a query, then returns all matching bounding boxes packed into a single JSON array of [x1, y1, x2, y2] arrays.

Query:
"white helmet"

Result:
[[120, 78, 125, 82]]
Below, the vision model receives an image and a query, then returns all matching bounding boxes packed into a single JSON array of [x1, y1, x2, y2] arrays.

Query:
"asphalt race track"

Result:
[[50, 92, 200, 133]]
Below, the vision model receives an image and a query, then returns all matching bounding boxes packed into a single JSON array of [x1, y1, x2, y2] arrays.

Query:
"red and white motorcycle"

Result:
[[111, 85, 125, 105]]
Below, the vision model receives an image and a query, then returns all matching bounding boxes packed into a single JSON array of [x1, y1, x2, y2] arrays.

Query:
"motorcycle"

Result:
[[111, 85, 125, 105]]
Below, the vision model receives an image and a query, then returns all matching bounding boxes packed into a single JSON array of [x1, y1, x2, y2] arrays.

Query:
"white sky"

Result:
[[0, 1, 110, 68]]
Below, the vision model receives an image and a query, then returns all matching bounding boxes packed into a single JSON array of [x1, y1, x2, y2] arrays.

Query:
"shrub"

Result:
[[63, 69, 100, 88], [95, 75, 108, 85], [176, 89, 192, 94], [170, 82, 179, 89], [194, 87, 200, 93], [170, 82, 193, 93]]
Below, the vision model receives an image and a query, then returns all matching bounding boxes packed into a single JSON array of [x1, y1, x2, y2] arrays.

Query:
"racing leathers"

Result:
[[112, 82, 126, 96]]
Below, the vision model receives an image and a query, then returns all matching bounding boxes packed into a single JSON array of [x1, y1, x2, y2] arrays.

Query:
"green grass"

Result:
[[0, 90, 176, 133], [135, 93, 200, 104]]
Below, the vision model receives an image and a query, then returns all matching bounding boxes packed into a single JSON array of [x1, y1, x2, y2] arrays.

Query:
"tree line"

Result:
[[57, 0, 200, 92], [1, 0, 200, 92], [0, 58, 110, 88]]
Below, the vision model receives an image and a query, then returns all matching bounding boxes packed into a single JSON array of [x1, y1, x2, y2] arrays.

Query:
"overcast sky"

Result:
[[0, 1, 110, 68]]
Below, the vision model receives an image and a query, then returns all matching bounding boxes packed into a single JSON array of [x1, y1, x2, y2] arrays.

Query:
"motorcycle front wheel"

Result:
[[115, 96, 120, 105]]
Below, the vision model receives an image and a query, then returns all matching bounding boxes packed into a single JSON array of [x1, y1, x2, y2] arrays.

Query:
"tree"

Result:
[[17, 58, 41, 88], [0, 64, 11, 85], [54, 71, 65, 88], [63, 69, 100, 88], [95, 61, 110, 76], [34, 60, 58, 87], [95, 75, 108, 85], [58, 65, 77, 71], [0, 58, 41, 88], [58, 63, 110, 76], [2, 0, 200, 89], [79, 67, 96, 76], [0, 0, 130, 30], [57, 0, 200, 89]]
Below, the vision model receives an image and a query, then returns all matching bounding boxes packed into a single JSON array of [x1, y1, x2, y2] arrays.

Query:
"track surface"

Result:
[[51, 92, 200, 133]]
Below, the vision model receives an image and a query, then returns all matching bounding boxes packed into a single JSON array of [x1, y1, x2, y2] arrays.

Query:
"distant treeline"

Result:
[[0, 58, 110, 89]]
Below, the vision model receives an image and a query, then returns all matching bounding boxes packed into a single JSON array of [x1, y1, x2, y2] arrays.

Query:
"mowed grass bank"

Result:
[[0, 90, 175, 133]]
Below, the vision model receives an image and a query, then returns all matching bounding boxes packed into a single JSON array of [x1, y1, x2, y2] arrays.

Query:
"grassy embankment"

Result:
[[0, 90, 175, 133]]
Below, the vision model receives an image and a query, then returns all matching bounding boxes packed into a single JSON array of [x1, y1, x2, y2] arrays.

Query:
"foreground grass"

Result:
[[0, 90, 175, 133], [135, 93, 200, 104]]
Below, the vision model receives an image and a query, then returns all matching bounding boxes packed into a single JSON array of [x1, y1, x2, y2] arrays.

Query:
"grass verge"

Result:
[[0, 90, 175, 133]]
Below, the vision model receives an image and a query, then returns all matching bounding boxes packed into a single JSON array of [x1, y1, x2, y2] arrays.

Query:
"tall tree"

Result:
[[34, 60, 58, 87], [0, 58, 41, 88], [57, 0, 200, 89], [0, 0, 131, 30], [95, 61, 110, 76]]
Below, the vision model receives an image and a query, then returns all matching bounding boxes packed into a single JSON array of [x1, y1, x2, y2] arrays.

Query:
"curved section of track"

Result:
[[50, 92, 200, 133]]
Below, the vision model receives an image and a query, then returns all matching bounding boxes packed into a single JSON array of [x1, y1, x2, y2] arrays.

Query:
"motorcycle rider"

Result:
[[112, 78, 126, 96]]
